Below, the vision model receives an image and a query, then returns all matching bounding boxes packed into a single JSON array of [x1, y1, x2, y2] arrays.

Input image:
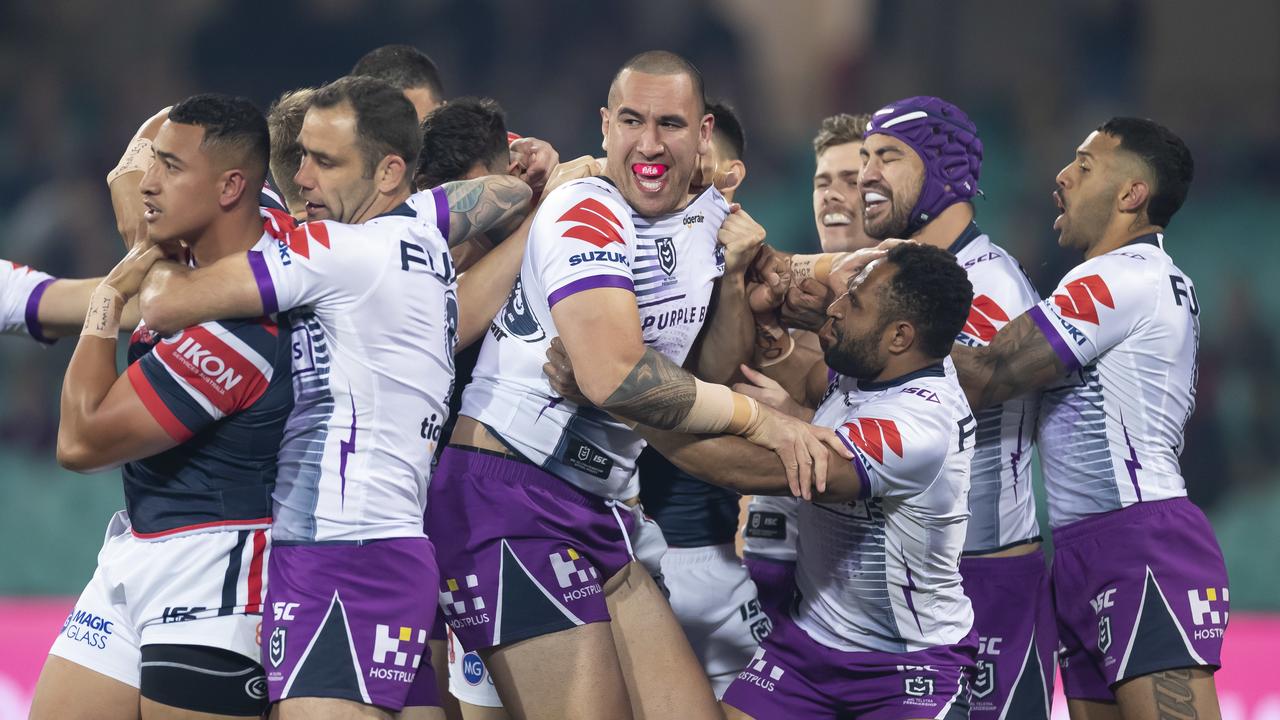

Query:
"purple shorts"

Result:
[[1051, 498, 1229, 701], [262, 537, 440, 711], [960, 549, 1056, 719], [742, 553, 796, 624], [425, 447, 635, 651], [722, 612, 975, 720]]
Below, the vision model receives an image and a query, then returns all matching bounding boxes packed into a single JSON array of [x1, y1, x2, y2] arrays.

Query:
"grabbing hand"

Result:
[[509, 137, 561, 197], [103, 238, 166, 300], [718, 204, 767, 276], [542, 155, 604, 197], [733, 364, 811, 420], [779, 277, 833, 332], [743, 404, 853, 500], [746, 245, 790, 313]]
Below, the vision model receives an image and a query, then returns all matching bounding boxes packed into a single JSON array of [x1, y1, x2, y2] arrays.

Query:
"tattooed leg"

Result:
[[1111, 667, 1221, 720]]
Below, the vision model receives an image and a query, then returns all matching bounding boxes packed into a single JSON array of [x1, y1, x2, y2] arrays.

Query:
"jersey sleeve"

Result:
[[957, 253, 1041, 347], [833, 395, 951, 501], [1026, 255, 1151, 372], [0, 260, 57, 342], [246, 220, 390, 315], [126, 319, 279, 441], [407, 186, 451, 245], [529, 182, 636, 308]]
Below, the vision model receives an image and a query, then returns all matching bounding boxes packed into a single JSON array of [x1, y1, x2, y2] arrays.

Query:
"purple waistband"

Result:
[[439, 445, 615, 511], [1051, 496, 1196, 547], [958, 546, 1048, 576]]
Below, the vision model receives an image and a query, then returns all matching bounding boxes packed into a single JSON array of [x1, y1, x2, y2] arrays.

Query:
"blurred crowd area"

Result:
[[1, 0, 1277, 599]]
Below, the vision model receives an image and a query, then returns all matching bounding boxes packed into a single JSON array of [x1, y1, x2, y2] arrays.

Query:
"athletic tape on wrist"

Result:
[[107, 137, 154, 185], [789, 253, 836, 283], [81, 284, 124, 339]]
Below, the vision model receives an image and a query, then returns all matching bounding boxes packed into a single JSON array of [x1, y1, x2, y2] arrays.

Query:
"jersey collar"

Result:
[[1124, 232, 1163, 248], [374, 201, 417, 220], [856, 362, 947, 392], [946, 222, 984, 256]]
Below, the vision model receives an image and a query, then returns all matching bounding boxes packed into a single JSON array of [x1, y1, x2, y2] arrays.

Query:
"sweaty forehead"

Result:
[[301, 104, 359, 149], [609, 70, 700, 117]]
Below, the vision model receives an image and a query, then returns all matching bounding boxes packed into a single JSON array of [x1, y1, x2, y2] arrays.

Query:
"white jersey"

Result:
[[742, 494, 800, 562], [1, 259, 55, 342], [795, 363, 975, 654], [1029, 233, 1197, 528], [248, 203, 458, 542], [462, 178, 729, 499], [951, 226, 1042, 552]]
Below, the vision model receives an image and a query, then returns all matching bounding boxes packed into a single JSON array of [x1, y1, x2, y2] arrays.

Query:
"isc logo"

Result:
[[1090, 588, 1116, 614]]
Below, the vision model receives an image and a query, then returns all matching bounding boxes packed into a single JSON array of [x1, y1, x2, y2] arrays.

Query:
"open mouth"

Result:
[[862, 191, 889, 216], [1053, 191, 1065, 230], [632, 163, 669, 193], [143, 201, 161, 221], [821, 211, 853, 227], [305, 201, 328, 216]]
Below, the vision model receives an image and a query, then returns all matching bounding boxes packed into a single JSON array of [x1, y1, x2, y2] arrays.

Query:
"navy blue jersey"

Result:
[[122, 314, 293, 538], [637, 447, 741, 547]]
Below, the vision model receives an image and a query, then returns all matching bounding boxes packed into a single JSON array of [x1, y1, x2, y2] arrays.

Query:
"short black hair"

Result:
[[266, 87, 315, 210], [415, 97, 509, 189], [707, 100, 745, 160], [610, 50, 705, 113], [168, 93, 269, 185], [310, 76, 422, 186], [351, 44, 445, 100], [879, 243, 973, 359], [1097, 117, 1194, 228]]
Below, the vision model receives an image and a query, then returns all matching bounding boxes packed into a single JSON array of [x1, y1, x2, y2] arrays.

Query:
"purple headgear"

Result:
[[864, 96, 983, 235]]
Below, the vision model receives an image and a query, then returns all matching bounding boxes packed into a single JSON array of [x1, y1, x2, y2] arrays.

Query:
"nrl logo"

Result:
[[656, 237, 677, 276], [269, 627, 286, 668], [971, 659, 995, 699]]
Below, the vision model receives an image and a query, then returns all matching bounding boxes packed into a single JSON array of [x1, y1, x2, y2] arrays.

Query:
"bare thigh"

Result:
[[140, 697, 264, 720], [29, 655, 139, 720], [605, 560, 720, 720], [1113, 667, 1221, 720], [1068, 698, 1124, 720], [481, 622, 631, 720], [271, 697, 394, 720], [458, 703, 512, 720], [426, 638, 463, 720]]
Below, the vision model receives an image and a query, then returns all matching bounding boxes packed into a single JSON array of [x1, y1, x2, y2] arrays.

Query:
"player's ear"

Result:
[[698, 112, 714, 156], [1118, 178, 1150, 216], [376, 154, 409, 194], [887, 320, 915, 355], [716, 159, 746, 196], [600, 107, 610, 153], [218, 169, 249, 210]]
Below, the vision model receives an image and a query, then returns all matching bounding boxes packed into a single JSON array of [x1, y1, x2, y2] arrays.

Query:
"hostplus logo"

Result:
[[1188, 587, 1229, 640], [550, 548, 602, 603], [738, 647, 785, 692], [441, 575, 490, 630], [369, 624, 428, 682]]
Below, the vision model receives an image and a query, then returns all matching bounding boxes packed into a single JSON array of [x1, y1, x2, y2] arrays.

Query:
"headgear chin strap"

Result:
[[864, 96, 983, 236]]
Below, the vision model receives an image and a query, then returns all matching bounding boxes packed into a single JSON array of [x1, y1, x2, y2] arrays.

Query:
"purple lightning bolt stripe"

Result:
[[339, 392, 357, 506], [901, 554, 923, 634], [1120, 409, 1143, 500], [536, 396, 563, 422], [1009, 407, 1027, 501]]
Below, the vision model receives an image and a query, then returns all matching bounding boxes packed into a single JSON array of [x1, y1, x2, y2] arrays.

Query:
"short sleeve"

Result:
[[529, 183, 636, 308], [127, 319, 278, 441], [247, 220, 389, 314], [0, 260, 57, 343], [834, 400, 950, 501], [1026, 256, 1150, 372], [957, 254, 1041, 347]]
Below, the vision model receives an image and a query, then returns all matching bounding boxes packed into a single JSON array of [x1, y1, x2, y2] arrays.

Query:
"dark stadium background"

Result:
[[1, 1, 1276, 717]]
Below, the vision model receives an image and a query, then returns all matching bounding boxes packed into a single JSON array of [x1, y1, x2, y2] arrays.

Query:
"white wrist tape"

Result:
[[673, 378, 763, 437], [107, 137, 154, 185], [81, 284, 124, 339]]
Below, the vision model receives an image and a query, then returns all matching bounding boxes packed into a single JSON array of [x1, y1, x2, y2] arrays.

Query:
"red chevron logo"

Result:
[[962, 294, 1011, 343], [557, 198, 625, 249], [842, 418, 903, 464], [285, 222, 331, 260], [1052, 274, 1113, 325]]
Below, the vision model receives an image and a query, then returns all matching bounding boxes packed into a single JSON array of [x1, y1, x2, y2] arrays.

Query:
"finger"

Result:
[[739, 363, 782, 390], [806, 433, 829, 494], [731, 383, 768, 402], [823, 429, 854, 459], [794, 438, 812, 501], [777, 446, 800, 499], [728, 202, 741, 214]]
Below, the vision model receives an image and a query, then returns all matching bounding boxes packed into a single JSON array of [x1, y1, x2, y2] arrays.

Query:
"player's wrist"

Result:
[[107, 137, 154, 185], [81, 283, 124, 340], [788, 253, 837, 283]]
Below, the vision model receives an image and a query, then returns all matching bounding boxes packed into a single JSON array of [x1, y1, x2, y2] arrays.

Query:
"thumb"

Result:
[[739, 363, 781, 390]]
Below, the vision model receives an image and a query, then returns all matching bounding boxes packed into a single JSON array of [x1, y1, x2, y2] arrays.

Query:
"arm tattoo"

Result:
[[443, 176, 532, 250], [1151, 668, 1199, 719], [601, 347, 697, 430], [954, 312, 1065, 410], [754, 318, 787, 362]]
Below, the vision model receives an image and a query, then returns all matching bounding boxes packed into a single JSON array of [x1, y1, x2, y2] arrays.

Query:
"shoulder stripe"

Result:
[[548, 274, 634, 308], [127, 363, 195, 442]]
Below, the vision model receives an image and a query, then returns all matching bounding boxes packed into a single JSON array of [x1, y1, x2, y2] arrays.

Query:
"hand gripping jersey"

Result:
[[1029, 234, 1198, 528], [1, 260, 56, 342], [950, 224, 1042, 553], [795, 363, 976, 654], [462, 177, 730, 499], [248, 203, 458, 542]]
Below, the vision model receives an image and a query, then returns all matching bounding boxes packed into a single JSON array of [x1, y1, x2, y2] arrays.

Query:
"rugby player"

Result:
[[266, 87, 316, 220], [951, 118, 1227, 720], [631, 100, 775, 699], [856, 96, 1053, 718], [135, 76, 531, 719], [1, 260, 140, 342], [31, 94, 291, 720], [551, 242, 980, 719], [427, 50, 841, 719]]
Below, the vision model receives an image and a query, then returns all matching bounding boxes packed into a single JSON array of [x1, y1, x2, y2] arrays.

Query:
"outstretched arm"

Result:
[[951, 311, 1066, 409]]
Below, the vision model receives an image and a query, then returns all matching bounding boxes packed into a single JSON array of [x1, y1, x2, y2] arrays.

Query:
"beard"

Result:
[[863, 178, 921, 240], [823, 321, 889, 380]]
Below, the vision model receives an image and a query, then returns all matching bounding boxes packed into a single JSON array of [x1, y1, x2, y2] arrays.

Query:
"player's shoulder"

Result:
[[533, 177, 635, 250], [1062, 237, 1167, 296], [163, 316, 281, 364], [685, 185, 732, 222], [852, 365, 965, 425], [540, 177, 631, 222]]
